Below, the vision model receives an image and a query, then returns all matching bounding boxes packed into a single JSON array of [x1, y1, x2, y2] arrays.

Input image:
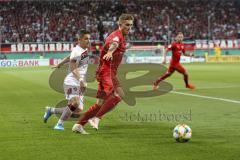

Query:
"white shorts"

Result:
[[63, 84, 85, 110]]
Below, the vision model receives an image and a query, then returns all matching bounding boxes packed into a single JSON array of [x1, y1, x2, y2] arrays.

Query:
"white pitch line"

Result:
[[170, 91, 240, 104], [174, 85, 240, 90]]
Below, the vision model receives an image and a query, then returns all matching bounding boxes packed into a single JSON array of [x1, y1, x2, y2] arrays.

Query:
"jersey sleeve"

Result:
[[112, 36, 120, 43], [104, 34, 121, 53], [107, 34, 120, 45]]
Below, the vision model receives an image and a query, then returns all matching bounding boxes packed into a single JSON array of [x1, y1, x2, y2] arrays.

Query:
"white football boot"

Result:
[[72, 124, 89, 134], [88, 117, 100, 130]]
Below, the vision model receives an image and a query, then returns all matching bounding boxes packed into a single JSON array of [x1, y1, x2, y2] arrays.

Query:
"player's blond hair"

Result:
[[118, 14, 134, 24]]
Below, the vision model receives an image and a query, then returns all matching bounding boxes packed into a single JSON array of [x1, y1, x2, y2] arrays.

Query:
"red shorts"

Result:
[[168, 63, 186, 74], [96, 73, 121, 100]]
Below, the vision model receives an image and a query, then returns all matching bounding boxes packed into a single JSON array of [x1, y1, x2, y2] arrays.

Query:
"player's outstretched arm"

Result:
[[103, 42, 119, 61], [183, 52, 194, 57], [181, 46, 194, 57], [52, 55, 70, 68]]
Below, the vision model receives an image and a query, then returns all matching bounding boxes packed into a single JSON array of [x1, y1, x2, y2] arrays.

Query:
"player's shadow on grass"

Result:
[[49, 64, 173, 107]]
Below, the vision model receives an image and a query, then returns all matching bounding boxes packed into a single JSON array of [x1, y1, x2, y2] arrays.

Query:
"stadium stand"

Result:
[[0, 0, 240, 43]]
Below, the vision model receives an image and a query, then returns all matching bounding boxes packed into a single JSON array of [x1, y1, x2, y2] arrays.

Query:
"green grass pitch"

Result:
[[0, 63, 240, 160]]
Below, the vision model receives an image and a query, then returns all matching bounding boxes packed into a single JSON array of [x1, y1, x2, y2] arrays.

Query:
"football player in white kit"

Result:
[[43, 30, 90, 131]]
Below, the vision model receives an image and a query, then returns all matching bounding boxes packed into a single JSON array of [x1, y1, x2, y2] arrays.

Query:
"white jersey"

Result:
[[64, 45, 89, 86]]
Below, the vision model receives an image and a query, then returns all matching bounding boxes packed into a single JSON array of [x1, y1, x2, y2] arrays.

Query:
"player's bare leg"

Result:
[[54, 97, 81, 130], [43, 105, 83, 123], [43, 106, 65, 123], [182, 72, 195, 90], [174, 65, 195, 90]]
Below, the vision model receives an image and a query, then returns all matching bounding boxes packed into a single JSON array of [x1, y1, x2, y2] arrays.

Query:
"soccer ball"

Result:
[[173, 124, 192, 142]]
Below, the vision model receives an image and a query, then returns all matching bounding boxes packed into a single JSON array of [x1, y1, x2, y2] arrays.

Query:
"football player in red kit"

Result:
[[153, 32, 195, 90], [72, 14, 134, 134]]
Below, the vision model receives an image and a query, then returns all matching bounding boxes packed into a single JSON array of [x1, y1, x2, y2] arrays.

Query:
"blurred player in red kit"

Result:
[[153, 32, 195, 90], [72, 14, 134, 134]]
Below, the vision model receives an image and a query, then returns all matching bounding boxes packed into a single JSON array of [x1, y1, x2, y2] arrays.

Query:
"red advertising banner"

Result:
[[0, 42, 103, 53], [0, 40, 239, 53]]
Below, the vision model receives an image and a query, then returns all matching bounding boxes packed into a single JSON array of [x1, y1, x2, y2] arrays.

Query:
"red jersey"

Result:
[[167, 42, 185, 65], [97, 29, 126, 76]]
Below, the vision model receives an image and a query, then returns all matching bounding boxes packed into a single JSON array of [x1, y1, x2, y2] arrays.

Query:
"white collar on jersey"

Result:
[[76, 44, 88, 52]]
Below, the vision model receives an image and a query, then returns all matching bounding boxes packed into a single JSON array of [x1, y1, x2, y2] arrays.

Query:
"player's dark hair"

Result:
[[77, 29, 90, 39], [177, 32, 183, 35]]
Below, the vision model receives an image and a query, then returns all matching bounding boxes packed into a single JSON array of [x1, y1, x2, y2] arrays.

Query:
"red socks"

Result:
[[78, 104, 101, 126], [154, 72, 171, 86], [78, 95, 121, 126], [95, 95, 121, 118]]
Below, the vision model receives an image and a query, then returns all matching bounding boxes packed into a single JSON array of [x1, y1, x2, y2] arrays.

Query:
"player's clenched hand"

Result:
[[103, 53, 113, 61]]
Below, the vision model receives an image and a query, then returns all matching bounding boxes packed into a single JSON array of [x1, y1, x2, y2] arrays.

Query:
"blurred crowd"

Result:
[[0, 0, 239, 43]]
